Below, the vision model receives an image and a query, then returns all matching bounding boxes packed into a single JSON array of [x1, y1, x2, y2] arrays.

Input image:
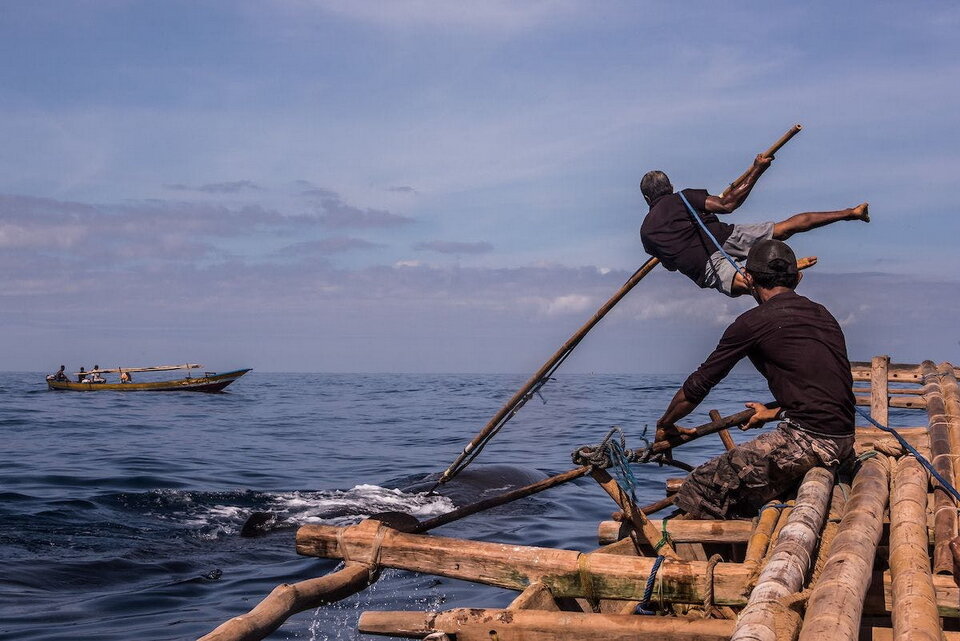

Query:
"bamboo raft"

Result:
[[199, 355, 960, 641]]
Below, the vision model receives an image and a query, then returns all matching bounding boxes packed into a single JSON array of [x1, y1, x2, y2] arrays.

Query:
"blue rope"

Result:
[[635, 554, 665, 615], [855, 406, 960, 503], [678, 191, 747, 281]]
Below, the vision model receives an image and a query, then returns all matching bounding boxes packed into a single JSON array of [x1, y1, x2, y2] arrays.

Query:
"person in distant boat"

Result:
[[77, 367, 86, 383], [120, 370, 131, 383], [86, 365, 106, 384], [654, 239, 855, 519], [639, 155, 869, 297], [50, 365, 68, 382]]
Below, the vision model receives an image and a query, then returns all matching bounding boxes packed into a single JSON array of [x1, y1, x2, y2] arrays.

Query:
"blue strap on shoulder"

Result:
[[677, 190, 747, 281]]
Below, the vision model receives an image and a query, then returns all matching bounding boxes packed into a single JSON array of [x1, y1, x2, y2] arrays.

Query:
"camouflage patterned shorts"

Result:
[[674, 423, 854, 520]]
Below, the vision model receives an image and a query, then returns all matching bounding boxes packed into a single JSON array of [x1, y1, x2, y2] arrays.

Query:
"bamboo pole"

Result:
[[937, 362, 960, 487], [731, 467, 835, 641], [921, 360, 958, 574], [296, 521, 754, 604], [725, 124, 802, 193], [597, 519, 754, 545], [744, 501, 787, 566], [799, 456, 891, 641], [872, 355, 891, 427], [434, 256, 661, 487], [358, 608, 737, 641], [196, 562, 374, 641], [710, 408, 736, 451], [589, 468, 679, 558], [855, 395, 926, 410], [413, 466, 591, 532], [888, 456, 941, 641]]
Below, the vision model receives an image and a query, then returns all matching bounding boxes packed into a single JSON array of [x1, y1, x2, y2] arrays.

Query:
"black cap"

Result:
[[746, 239, 798, 275]]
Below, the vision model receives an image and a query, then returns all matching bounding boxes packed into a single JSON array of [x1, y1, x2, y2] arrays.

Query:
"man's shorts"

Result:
[[698, 221, 775, 295], [674, 422, 854, 520]]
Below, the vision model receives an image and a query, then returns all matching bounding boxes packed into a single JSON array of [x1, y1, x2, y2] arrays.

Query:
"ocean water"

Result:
[[0, 370, 897, 640]]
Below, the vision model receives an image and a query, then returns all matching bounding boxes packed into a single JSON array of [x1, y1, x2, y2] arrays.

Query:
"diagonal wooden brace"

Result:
[[589, 468, 679, 559]]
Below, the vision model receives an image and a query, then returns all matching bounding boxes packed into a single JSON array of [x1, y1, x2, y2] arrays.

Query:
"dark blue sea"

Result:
[[2, 370, 885, 640]]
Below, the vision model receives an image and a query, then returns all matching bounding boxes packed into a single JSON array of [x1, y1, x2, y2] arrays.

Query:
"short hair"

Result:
[[747, 268, 799, 290], [640, 171, 673, 202]]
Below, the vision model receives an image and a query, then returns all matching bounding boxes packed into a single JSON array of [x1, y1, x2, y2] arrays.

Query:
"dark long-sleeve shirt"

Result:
[[640, 188, 734, 283], [681, 290, 855, 437]]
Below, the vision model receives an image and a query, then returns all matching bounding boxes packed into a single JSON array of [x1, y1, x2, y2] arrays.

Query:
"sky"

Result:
[[2, 1, 959, 374]]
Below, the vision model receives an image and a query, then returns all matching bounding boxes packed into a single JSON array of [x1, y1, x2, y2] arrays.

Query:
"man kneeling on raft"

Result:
[[639, 155, 868, 297], [654, 239, 856, 519]]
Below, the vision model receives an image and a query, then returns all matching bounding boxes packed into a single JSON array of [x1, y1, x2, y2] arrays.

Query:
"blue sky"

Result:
[[2, 1, 959, 373]]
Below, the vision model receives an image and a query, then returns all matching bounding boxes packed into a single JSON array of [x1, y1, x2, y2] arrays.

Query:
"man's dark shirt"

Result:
[[682, 290, 855, 437], [640, 189, 735, 284]]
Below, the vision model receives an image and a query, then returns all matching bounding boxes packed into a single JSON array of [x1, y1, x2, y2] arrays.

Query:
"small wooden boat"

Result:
[[46, 364, 251, 392]]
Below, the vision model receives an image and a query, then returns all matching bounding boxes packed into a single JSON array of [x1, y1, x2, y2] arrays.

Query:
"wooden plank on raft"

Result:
[[296, 521, 755, 605], [730, 467, 835, 641], [358, 608, 737, 641], [921, 360, 958, 575], [871, 355, 891, 426], [888, 456, 941, 641], [799, 456, 891, 641]]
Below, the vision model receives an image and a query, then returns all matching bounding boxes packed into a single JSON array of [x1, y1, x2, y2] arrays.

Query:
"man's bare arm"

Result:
[[704, 154, 773, 214], [655, 387, 700, 441]]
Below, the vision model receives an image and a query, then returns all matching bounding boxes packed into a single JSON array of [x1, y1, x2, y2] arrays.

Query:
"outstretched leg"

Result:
[[773, 202, 869, 240]]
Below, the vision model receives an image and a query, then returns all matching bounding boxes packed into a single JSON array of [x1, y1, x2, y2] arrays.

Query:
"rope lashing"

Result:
[[855, 406, 960, 503], [654, 514, 674, 552], [635, 555, 665, 615], [702, 553, 724, 615], [759, 502, 791, 512], [572, 426, 689, 471], [678, 191, 748, 281]]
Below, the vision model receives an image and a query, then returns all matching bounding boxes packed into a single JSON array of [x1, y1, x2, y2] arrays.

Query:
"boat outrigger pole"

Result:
[[430, 125, 804, 492]]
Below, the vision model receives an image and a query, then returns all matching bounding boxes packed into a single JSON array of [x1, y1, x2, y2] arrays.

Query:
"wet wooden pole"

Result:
[[921, 360, 958, 574], [799, 456, 891, 641], [889, 456, 941, 641], [731, 467, 834, 641]]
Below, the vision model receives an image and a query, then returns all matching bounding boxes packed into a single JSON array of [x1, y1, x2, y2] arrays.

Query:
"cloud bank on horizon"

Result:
[[1, 1, 958, 373]]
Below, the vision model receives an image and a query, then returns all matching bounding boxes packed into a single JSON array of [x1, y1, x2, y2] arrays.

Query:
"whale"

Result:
[[239, 464, 549, 537]]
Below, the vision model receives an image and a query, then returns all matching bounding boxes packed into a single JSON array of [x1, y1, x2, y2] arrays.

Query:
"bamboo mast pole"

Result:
[[799, 456, 891, 641], [920, 360, 958, 574], [889, 456, 941, 641], [730, 467, 834, 641]]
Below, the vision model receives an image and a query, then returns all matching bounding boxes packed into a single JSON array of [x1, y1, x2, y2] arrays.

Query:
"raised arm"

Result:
[[704, 154, 773, 214]]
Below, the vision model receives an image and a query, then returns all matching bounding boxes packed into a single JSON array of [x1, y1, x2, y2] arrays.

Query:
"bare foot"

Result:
[[851, 202, 869, 222], [797, 256, 818, 271]]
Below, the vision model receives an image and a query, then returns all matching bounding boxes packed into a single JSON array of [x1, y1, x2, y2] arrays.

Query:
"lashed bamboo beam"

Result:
[[296, 521, 754, 604], [871, 355, 891, 426], [921, 360, 958, 574], [889, 456, 941, 641], [937, 362, 960, 487], [850, 361, 960, 382], [590, 468, 679, 558], [358, 608, 737, 640], [855, 395, 926, 410], [597, 519, 754, 546], [744, 501, 787, 566], [799, 456, 890, 641], [197, 562, 374, 641], [731, 467, 834, 641]]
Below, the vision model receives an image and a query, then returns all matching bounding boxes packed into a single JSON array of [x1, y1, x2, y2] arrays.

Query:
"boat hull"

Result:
[[46, 369, 251, 392]]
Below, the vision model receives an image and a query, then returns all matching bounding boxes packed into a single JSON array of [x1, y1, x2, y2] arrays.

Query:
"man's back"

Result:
[[640, 189, 734, 283]]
